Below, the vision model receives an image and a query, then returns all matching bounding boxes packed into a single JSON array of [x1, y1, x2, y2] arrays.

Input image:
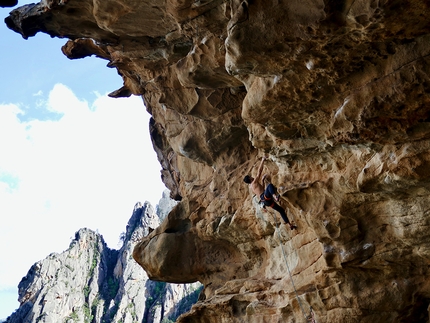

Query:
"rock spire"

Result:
[[5, 200, 201, 323]]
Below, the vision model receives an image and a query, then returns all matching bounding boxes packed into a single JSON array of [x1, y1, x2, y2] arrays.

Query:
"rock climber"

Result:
[[244, 156, 297, 230]]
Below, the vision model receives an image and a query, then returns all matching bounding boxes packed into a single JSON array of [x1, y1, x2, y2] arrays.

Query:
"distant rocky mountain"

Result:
[[5, 194, 201, 323], [155, 190, 178, 222]]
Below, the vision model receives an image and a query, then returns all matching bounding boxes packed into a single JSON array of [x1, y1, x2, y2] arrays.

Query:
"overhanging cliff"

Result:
[[5, 0, 430, 322]]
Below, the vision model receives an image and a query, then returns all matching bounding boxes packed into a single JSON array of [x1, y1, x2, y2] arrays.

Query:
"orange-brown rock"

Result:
[[6, 0, 430, 322]]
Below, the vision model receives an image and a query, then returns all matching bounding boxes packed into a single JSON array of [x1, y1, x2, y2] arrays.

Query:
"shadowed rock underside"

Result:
[[5, 0, 430, 322]]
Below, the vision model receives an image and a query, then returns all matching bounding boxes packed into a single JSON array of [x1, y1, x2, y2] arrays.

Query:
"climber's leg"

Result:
[[271, 202, 289, 223], [264, 183, 280, 202], [272, 203, 297, 230]]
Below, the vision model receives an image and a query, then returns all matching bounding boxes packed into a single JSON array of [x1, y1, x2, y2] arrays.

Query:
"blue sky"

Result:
[[0, 2, 166, 319]]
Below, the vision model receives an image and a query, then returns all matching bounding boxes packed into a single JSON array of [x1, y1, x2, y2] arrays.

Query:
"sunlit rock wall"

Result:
[[6, 0, 430, 321]]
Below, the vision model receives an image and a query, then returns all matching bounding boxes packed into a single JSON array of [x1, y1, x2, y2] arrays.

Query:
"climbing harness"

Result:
[[270, 211, 316, 323], [262, 193, 275, 208]]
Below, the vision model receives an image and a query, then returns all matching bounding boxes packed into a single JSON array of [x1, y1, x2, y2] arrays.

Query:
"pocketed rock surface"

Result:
[[6, 0, 430, 321]]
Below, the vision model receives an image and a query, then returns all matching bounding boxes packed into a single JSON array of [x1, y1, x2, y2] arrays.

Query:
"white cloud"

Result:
[[0, 84, 166, 295]]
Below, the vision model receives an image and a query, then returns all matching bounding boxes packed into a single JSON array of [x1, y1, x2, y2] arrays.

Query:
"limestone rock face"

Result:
[[6, 0, 430, 322], [5, 201, 201, 323]]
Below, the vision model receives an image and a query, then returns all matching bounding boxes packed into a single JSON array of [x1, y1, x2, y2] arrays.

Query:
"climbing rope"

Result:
[[270, 210, 316, 323], [252, 195, 316, 322]]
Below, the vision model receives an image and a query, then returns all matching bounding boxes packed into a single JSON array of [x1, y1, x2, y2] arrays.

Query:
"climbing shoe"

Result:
[[288, 222, 297, 230]]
